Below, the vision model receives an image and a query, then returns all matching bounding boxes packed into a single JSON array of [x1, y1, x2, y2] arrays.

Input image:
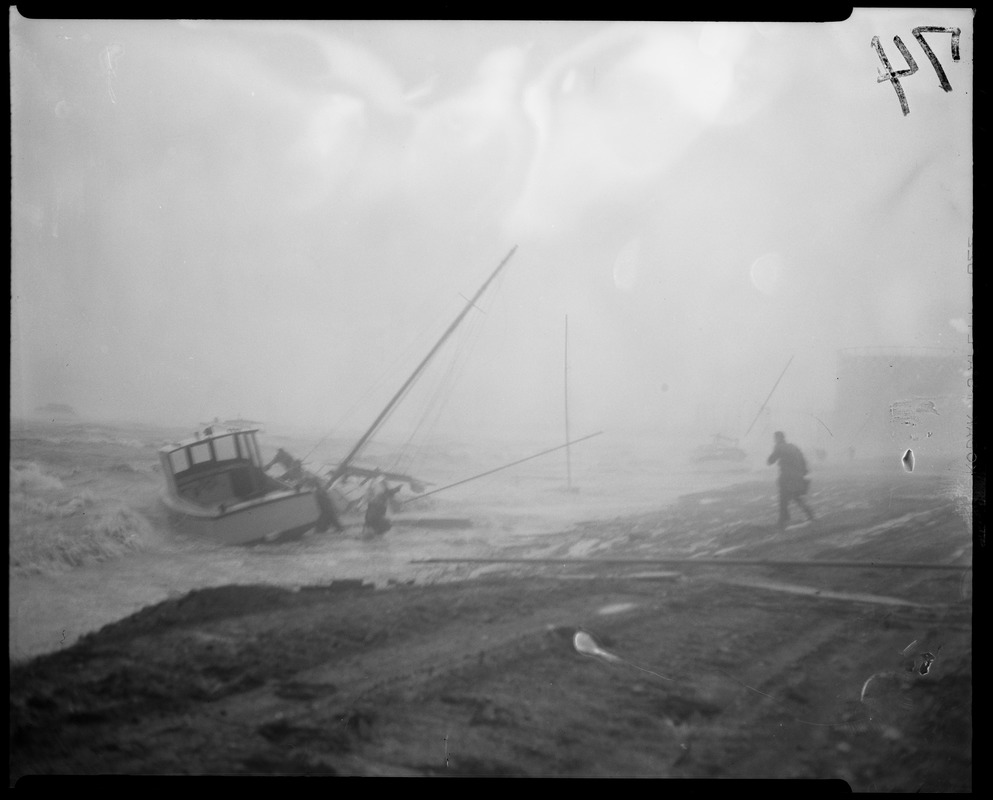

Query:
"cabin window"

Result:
[[237, 433, 258, 464], [169, 449, 190, 474], [213, 436, 238, 462], [189, 442, 213, 466]]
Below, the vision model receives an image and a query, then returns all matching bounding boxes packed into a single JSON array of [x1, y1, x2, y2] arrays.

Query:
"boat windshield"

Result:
[[189, 441, 213, 466], [167, 431, 260, 478], [213, 436, 238, 461], [169, 449, 190, 474]]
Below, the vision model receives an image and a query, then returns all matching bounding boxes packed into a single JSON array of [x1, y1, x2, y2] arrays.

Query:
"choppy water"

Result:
[[9, 418, 757, 661]]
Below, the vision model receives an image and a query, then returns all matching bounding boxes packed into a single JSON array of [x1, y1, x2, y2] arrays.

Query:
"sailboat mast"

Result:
[[327, 245, 518, 485], [743, 354, 794, 438], [564, 314, 572, 490]]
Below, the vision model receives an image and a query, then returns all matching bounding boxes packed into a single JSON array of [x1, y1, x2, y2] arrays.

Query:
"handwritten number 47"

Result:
[[872, 27, 961, 116]]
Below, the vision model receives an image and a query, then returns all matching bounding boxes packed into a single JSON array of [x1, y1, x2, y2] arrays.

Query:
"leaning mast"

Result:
[[326, 245, 519, 486]]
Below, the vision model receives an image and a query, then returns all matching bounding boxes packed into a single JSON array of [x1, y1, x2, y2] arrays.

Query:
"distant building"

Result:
[[832, 348, 969, 460]]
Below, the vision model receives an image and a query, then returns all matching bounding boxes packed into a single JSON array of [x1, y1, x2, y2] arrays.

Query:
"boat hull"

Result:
[[161, 488, 320, 545]]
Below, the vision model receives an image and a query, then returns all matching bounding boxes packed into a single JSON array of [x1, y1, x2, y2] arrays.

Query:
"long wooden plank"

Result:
[[410, 556, 971, 571]]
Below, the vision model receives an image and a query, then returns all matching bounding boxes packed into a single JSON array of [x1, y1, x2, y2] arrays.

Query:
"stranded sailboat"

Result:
[[157, 246, 518, 545]]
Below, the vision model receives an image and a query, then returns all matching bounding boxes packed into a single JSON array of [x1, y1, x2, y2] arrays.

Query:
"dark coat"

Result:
[[365, 484, 401, 535], [767, 441, 809, 494]]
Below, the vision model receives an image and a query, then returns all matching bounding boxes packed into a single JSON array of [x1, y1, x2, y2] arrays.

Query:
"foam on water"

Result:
[[9, 459, 154, 578], [9, 418, 756, 661]]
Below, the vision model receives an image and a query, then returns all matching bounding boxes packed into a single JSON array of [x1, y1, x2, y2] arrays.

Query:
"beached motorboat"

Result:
[[158, 246, 520, 546], [158, 425, 320, 545]]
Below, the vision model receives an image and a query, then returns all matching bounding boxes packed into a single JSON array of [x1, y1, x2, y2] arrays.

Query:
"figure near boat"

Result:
[[264, 448, 305, 483], [363, 472, 402, 537], [262, 449, 409, 538], [310, 477, 345, 534]]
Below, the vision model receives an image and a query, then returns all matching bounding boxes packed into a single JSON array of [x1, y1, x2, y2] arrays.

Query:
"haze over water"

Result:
[[9, 15, 973, 660], [11, 14, 972, 456]]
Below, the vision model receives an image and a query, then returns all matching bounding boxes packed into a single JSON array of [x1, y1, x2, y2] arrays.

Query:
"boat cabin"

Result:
[[159, 428, 290, 510]]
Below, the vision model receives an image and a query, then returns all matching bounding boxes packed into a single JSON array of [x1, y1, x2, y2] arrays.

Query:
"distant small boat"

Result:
[[691, 434, 748, 464], [198, 417, 265, 433], [158, 426, 319, 545], [222, 417, 265, 431]]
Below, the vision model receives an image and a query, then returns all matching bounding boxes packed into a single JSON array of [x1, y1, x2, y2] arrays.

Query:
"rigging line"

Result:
[[359, 380, 421, 458], [394, 312, 481, 451], [389, 342, 475, 477], [398, 306, 487, 459], [303, 346, 421, 463], [329, 245, 519, 484], [389, 272, 505, 473], [376, 305, 487, 472], [424, 291, 501, 429], [398, 284, 504, 466], [743, 355, 794, 439], [390, 367, 458, 472], [400, 432, 604, 503], [360, 296, 480, 436], [304, 296, 475, 463]]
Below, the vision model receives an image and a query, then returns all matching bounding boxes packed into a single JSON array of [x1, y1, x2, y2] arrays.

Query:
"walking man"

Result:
[[767, 431, 815, 530]]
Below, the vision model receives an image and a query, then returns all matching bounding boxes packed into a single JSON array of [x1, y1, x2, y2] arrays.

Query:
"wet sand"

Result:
[[10, 465, 972, 786]]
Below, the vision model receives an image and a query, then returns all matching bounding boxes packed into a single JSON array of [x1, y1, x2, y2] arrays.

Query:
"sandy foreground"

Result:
[[9, 453, 973, 786]]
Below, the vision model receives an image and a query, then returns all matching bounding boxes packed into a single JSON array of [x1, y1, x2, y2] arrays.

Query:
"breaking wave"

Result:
[[9, 460, 154, 577]]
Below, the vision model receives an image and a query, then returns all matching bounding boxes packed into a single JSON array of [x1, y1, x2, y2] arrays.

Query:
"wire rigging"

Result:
[[389, 280, 502, 474], [323, 246, 518, 484]]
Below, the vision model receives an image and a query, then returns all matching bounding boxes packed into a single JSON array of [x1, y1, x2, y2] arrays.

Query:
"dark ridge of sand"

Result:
[[10, 468, 972, 785]]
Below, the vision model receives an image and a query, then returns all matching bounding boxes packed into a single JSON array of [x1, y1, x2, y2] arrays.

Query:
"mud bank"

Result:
[[10, 468, 972, 785]]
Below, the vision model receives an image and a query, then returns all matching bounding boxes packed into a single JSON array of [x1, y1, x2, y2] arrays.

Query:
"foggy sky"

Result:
[[10, 14, 973, 450]]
